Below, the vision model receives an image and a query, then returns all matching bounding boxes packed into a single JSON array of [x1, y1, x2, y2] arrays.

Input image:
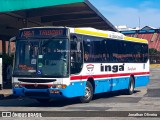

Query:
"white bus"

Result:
[[12, 27, 149, 103]]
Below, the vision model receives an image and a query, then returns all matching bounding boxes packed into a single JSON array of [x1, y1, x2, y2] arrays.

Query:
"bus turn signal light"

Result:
[[52, 84, 67, 89]]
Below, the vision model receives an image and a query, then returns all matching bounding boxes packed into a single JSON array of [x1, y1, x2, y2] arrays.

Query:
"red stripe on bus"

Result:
[[70, 72, 150, 80]]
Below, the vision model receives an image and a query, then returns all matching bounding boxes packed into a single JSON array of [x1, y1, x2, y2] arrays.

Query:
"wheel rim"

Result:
[[84, 86, 91, 99]]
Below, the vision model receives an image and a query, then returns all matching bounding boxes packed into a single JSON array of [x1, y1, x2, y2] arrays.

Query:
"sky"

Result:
[[89, 0, 160, 28]]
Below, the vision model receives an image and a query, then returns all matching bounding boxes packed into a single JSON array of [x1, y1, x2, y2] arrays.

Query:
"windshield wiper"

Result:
[[41, 36, 55, 47]]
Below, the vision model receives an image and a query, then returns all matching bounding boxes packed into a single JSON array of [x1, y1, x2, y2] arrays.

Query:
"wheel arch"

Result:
[[87, 77, 95, 93]]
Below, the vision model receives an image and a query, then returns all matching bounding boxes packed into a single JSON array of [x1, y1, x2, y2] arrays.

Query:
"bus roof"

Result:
[[19, 26, 66, 30], [71, 27, 148, 44]]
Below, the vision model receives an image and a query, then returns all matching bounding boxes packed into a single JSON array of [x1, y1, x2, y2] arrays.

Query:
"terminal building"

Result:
[[120, 26, 160, 63], [120, 26, 160, 51]]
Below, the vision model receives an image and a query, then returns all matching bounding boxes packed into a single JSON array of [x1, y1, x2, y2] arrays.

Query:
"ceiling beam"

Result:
[[52, 17, 101, 25], [3, 13, 42, 27], [27, 3, 89, 18], [68, 22, 107, 27], [41, 13, 97, 23], [53, 21, 104, 27], [0, 24, 18, 37]]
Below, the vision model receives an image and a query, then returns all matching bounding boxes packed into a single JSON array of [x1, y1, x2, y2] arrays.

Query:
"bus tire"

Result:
[[79, 81, 93, 103], [36, 98, 50, 103], [126, 76, 135, 95]]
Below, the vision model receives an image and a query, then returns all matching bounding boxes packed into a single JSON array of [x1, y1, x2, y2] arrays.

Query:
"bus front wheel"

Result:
[[79, 81, 93, 103], [125, 76, 135, 95]]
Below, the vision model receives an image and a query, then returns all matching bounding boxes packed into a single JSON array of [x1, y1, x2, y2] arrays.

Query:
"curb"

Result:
[[150, 64, 160, 68]]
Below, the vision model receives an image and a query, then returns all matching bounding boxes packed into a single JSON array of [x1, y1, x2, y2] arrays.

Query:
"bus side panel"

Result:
[[110, 77, 129, 91], [94, 79, 110, 94], [135, 75, 150, 87], [94, 77, 130, 94], [61, 81, 86, 98]]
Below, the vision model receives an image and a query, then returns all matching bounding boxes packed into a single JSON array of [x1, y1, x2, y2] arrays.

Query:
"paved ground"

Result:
[[0, 89, 12, 97], [0, 68, 159, 120]]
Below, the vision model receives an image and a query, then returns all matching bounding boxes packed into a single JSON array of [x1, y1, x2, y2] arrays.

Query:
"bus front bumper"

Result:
[[12, 82, 85, 99], [13, 87, 68, 99]]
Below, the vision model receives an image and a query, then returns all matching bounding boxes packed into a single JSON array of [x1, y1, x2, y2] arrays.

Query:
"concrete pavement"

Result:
[[0, 89, 14, 100]]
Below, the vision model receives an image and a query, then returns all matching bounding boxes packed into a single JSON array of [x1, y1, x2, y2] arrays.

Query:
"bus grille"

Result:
[[24, 85, 49, 89], [25, 92, 49, 97]]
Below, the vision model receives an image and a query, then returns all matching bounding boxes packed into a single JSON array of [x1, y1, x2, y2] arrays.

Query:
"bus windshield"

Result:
[[13, 38, 69, 77]]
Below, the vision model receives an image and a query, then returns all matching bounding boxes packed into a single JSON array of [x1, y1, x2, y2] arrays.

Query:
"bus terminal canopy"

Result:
[[0, 0, 117, 39]]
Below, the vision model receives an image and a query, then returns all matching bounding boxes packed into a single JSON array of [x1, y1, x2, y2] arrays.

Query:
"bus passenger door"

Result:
[[70, 35, 84, 97], [70, 35, 83, 75]]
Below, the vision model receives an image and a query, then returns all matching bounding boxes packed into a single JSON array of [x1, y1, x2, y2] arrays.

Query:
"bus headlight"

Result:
[[52, 84, 67, 89], [13, 82, 22, 88]]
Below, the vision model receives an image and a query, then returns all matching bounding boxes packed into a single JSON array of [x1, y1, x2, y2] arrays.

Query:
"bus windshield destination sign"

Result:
[[19, 28, 66, 38]]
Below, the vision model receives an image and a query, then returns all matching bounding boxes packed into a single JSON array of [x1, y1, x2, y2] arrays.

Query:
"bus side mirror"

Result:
[[8, 36, 16, 56]]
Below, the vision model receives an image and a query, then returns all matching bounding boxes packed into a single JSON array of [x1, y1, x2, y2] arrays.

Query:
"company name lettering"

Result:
[[100, 64, 124, 72]]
